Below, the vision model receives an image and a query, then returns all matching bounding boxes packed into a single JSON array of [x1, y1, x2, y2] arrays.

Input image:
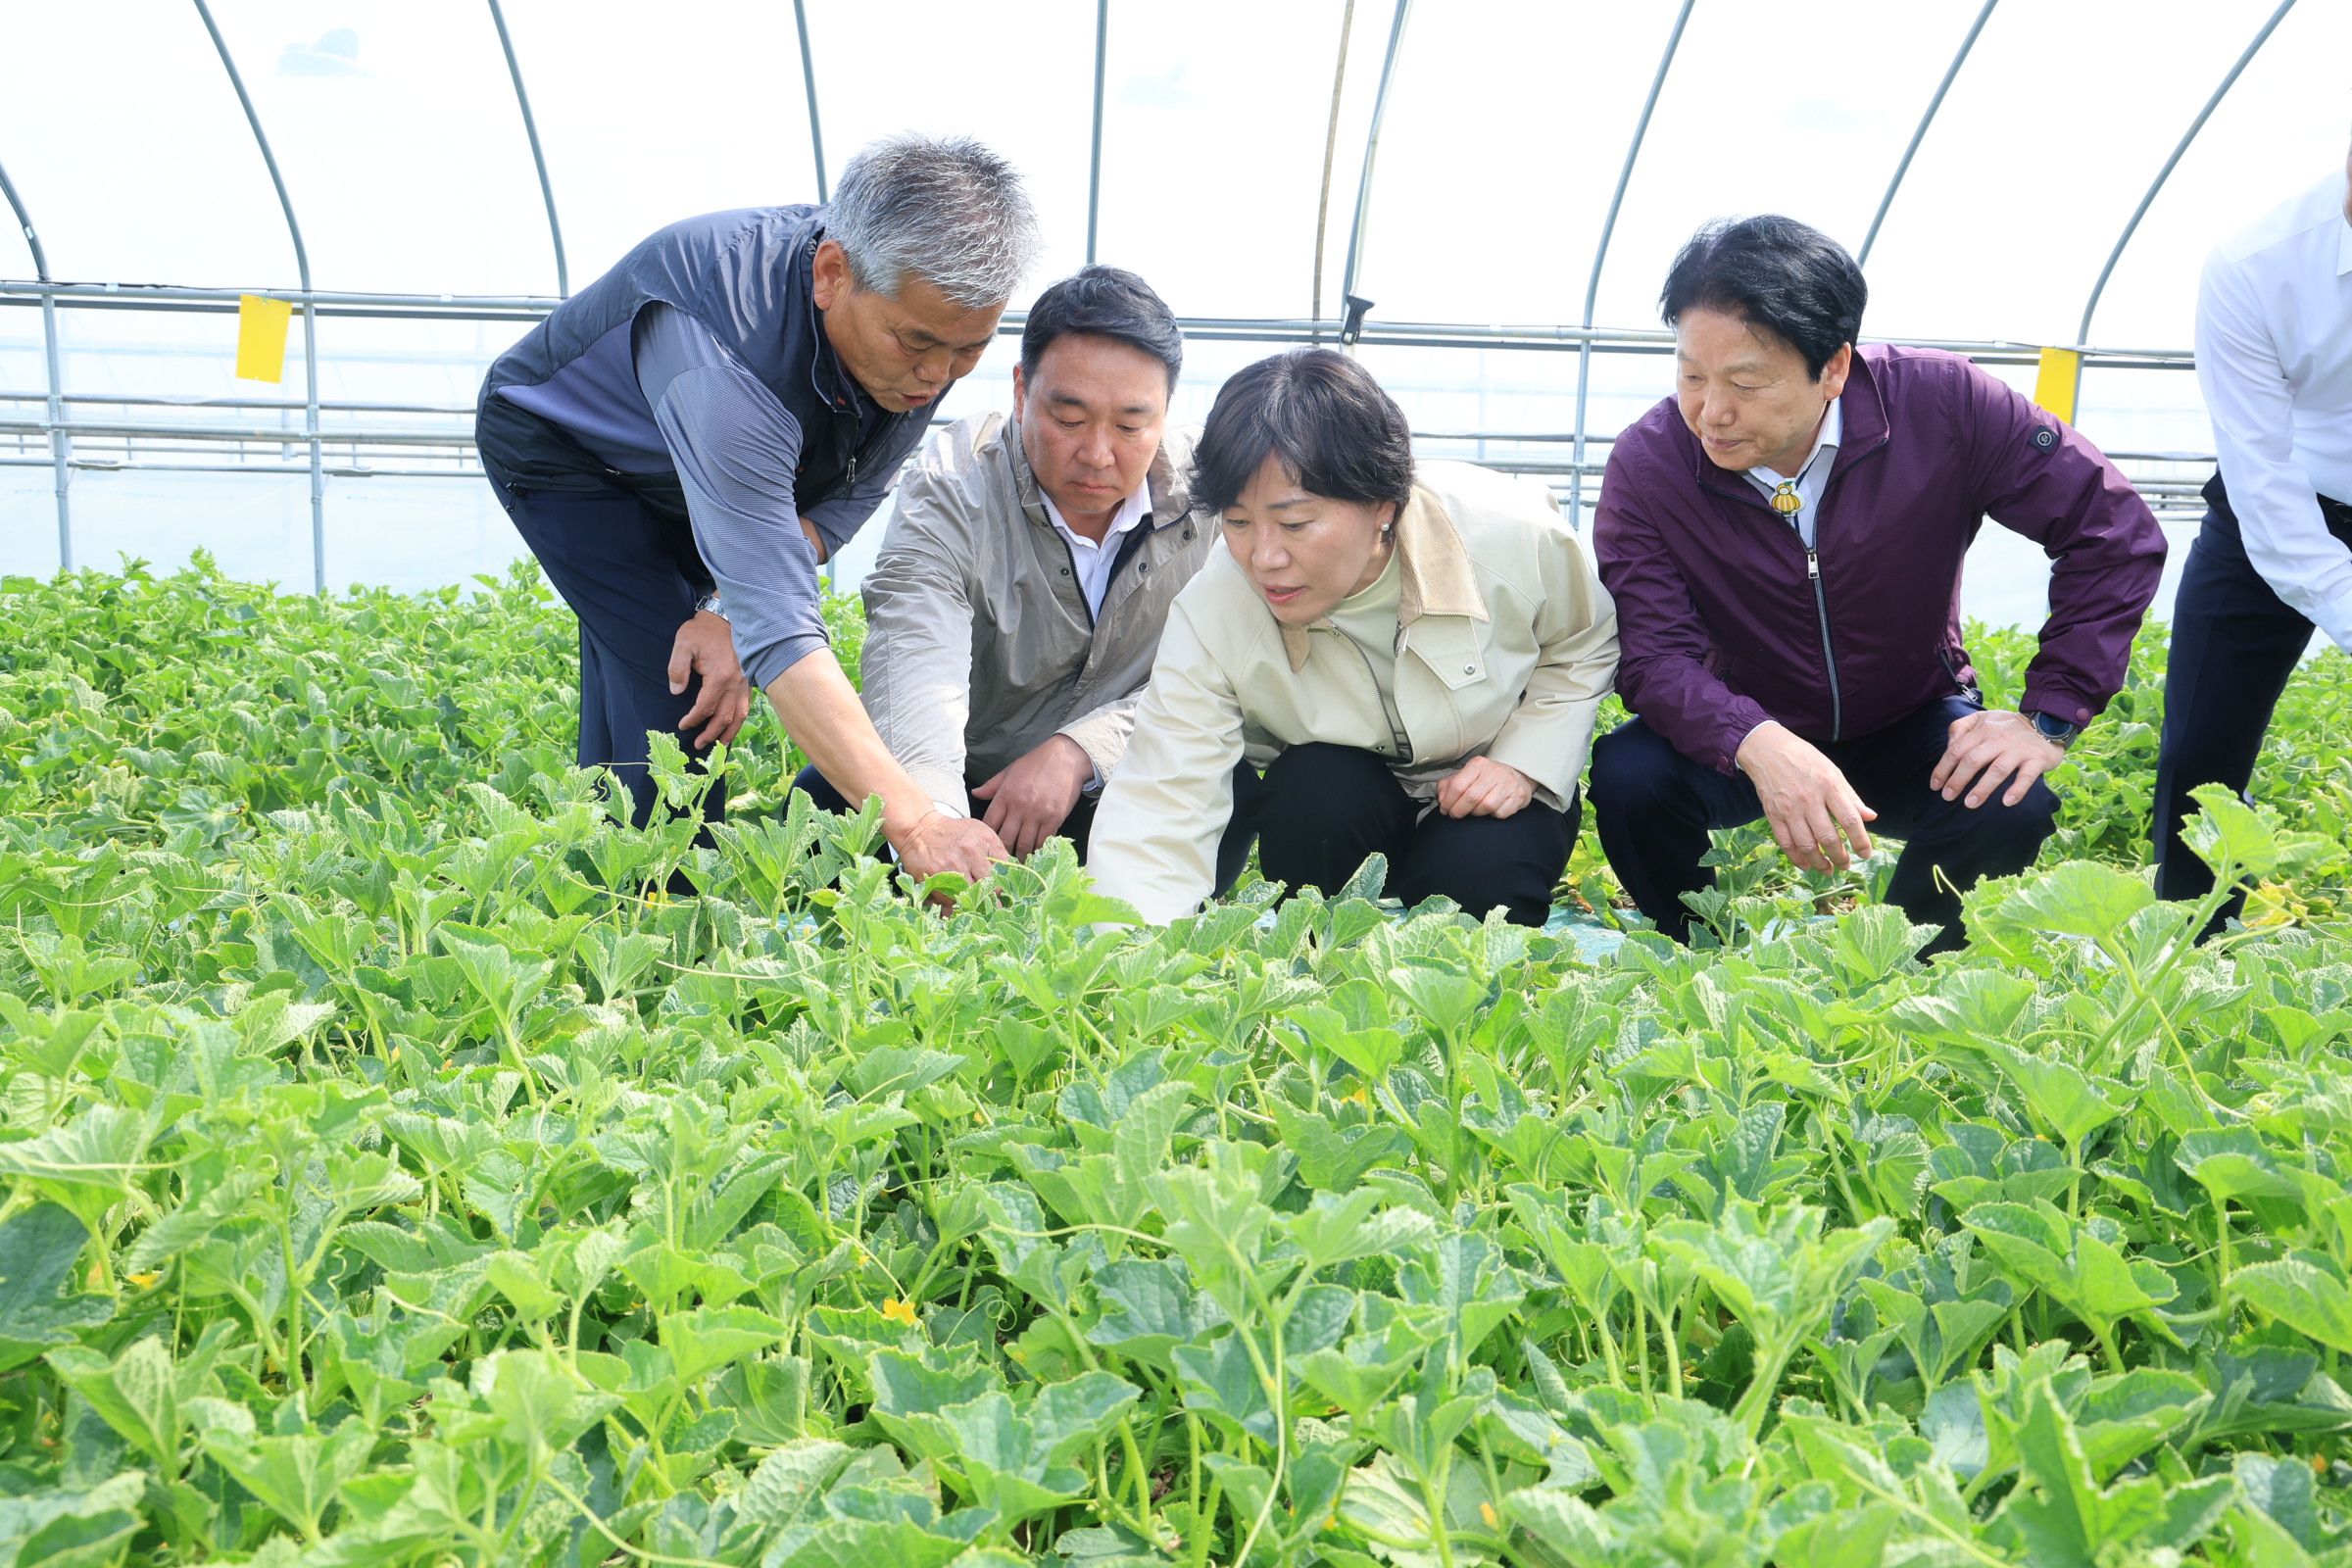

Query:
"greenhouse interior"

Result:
[[6, 3, 2352, 1567]]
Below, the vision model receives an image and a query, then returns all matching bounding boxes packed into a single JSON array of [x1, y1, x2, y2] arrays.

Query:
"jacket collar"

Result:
[[1278, 481, 1488, 670], [1690, 344, 1892, 507]]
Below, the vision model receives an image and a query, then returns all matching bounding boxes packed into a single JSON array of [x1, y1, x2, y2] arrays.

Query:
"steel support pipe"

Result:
[[194, 0, 326, 591], [2078, 0, 2296, 346], [0, 157, 72, 570], [1858, 0, 1999, 268], [1570, 0, 1695, 528], [488, 0, 567, 298]]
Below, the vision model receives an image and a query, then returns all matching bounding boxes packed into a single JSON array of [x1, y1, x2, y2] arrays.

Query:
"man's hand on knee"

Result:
[[1437, 755, 1537, 819], [1736, 721, 1877, 873], [970, 734, 1094, 859], [668, 610, 751, 749], [1932, 710, 2065, 809]]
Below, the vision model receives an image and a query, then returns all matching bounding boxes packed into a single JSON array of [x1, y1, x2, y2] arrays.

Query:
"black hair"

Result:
[[1018, 265, 1183, 389], [1659, 216, 1867, 380], [1190, 348, 1414, 515]]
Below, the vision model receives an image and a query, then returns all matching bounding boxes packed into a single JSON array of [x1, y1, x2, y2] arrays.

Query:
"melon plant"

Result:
[[1, 559, 2350, 1568]]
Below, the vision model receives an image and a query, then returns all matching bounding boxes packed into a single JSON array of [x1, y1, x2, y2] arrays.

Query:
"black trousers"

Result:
[[1590, 694, 2058, 953], [792, 760, 1263, 896], [2154, 477, 2352, 922], [1249, 743, 1575, 927], [496, 478, 721, 830]]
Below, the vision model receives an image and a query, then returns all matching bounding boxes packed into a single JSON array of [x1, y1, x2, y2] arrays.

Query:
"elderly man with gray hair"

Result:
[[476, 133, 1040, 883]]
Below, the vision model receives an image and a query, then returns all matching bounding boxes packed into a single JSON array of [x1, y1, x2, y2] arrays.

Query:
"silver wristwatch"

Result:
[[694, 591, 728, 622]]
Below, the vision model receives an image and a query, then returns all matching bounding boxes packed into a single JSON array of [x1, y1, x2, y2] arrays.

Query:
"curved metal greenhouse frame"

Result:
[[0, 0, 2328, 588]]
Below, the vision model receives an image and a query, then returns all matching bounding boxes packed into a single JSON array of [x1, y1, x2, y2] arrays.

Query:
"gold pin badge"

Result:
[[1771, 483, 1802, 515]]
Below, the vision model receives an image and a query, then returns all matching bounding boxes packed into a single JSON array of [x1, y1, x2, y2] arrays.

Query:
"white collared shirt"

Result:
[[1040, 480, 1153, 617], [1741, 399, 1843, 549], [2197, 169, 2352, 652]]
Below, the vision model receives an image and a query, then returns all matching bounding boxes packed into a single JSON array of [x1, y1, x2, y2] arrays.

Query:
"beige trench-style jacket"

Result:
[[1089, 461, 1620, 924], [858, 413, 1213, 810]]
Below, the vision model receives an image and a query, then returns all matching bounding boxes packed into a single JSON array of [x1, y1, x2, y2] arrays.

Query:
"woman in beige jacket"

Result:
[[1090, 350, 1620, 926]]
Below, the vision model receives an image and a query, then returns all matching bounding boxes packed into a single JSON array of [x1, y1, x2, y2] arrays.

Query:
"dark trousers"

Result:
[[792, 760, 1262, 896], [1248, 743, 1575, 927], [1591, 695, 2058, 953], [2154, 478, 2352, 921], [496, 478, 720, 829]]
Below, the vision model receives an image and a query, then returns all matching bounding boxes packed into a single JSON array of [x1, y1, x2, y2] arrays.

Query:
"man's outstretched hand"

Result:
[[668, 610, 751, 749], [1735, 720, 1878, 873], [1932, 709, 2066, 808], [970, 734, 1094, 858], [897, 810, 1010, 887]]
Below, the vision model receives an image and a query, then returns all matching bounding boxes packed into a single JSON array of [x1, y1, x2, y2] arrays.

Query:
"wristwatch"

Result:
[[694, 591, 728, 622], [2028, 710, 2080, 748]]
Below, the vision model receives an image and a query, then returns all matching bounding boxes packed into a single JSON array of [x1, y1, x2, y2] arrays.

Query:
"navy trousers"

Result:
[[495, 478, 723, 829], [2154, 478, 2352, 924], [1591, 695, 2058, 953], [792, 760, 1263, 897], [1250, 743, 1576, 927]]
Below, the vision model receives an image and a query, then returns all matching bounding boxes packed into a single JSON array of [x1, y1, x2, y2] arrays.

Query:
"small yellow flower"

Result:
[[1480, 1502, 1500, 1530], [880, 1298, 919, 1328], [127, 1271, 162, 1289]]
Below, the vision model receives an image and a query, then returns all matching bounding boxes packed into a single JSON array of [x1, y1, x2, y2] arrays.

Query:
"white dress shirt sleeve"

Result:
[[2196, 241, 2352, 653]]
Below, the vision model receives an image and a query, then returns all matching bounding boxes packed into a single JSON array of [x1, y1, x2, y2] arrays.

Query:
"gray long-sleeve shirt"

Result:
[[479, 208, 930, 691], [630, 302, 896, 688]]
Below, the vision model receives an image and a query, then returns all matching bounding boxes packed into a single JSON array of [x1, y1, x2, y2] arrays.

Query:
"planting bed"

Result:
[[3, 558, 2352, 1567]]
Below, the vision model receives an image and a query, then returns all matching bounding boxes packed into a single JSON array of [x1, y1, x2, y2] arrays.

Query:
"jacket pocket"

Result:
[[1405, 616, 1487, 693]]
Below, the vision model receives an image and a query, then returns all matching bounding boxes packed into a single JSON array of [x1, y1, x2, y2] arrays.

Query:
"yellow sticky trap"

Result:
[[2033, 347, 2081, 427], [234, 293, 293, 383]]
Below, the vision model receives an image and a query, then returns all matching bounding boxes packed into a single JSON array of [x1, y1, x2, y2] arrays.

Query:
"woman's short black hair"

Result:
[[1191, 348, 1415, 515], [1019, 265, 1183, 388], [1660, 216, 1867, 380]]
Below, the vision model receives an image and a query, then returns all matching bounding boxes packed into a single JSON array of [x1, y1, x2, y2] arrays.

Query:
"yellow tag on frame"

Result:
[[235, 293, 294, 383], [2032, 346, 2081, 427]]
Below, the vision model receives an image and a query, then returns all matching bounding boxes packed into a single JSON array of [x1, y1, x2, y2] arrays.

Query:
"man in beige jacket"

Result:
[[795, 267, 1249, 880]]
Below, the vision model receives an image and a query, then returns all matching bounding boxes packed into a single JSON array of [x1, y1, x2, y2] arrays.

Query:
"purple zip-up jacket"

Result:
[[1593, 345, 2166, 773]]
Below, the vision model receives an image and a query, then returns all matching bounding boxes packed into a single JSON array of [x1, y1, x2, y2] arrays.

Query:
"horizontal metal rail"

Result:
[[0, 416, 479, 446], [0, 389, 480, 416], [0, 456, 480, 479], [1, 279, 2214, 573], [0, 280, 2196, 368]]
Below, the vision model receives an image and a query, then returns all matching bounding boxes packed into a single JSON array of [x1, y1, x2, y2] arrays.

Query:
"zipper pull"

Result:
[[1806, 548, 1820, 580], [848, 454, 858, 486]]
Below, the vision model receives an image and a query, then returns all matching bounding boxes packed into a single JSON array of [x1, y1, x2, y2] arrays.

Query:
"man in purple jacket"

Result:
[[1590, 217, 2166, 952]]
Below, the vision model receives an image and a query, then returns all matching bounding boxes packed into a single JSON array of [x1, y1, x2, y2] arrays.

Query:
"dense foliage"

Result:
[[3, 557, 2352, 1568]]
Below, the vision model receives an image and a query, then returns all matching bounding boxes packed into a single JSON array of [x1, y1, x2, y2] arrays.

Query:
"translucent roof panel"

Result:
[[0, 3, 303, 286], [1857, 0, 2352, 351], [1091, 0, 1359, 321], [193, 0, 561, 296], [495, 0, 821, 290], [1348, 0, 2350, 354], [9, 0, 2344, 348]]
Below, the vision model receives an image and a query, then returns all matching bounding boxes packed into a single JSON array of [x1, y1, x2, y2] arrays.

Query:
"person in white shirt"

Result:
[[798, 267, 1249, 878], [2156, 143, 2352, 925]]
